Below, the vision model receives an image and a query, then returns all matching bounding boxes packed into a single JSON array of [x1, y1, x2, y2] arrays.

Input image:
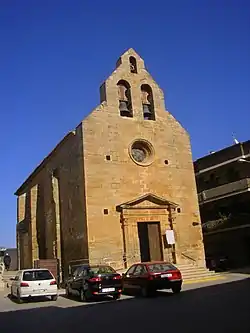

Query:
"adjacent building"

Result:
[[15, 48, 205, 281], [194, 140, 250, 268]]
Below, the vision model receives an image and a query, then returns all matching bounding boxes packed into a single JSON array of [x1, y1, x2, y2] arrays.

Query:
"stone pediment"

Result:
[[116, 193, 178, 211]]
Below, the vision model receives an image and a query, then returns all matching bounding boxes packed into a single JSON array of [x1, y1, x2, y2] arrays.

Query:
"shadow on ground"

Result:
[[227, 266, 250, 274], [0, 278, 250, 333]]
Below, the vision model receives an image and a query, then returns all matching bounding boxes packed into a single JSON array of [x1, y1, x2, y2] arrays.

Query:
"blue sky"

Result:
[[0, 0, 249, 247]]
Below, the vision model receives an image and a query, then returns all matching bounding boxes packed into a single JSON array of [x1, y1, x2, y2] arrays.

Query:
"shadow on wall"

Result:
[[1, 278, 250, 333]]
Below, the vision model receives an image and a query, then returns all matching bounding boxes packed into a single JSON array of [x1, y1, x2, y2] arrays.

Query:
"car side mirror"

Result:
[[10, 277, 15, 281]]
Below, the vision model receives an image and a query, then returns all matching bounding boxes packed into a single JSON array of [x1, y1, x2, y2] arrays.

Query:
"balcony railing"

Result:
[[198, 178, 250, 203]]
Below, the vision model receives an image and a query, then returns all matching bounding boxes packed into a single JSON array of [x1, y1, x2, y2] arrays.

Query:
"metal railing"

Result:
[[181, 252, 196, 265]]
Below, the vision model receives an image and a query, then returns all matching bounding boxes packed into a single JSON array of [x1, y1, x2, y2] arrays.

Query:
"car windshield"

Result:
[[23, 270, 53, 281], [89, 266, 115, 275], [148, 263, 177, 273]]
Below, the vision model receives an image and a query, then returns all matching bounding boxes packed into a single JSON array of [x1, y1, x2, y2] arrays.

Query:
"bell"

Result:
[[119, 100, 131, 117], [143, 104, 152, 119]]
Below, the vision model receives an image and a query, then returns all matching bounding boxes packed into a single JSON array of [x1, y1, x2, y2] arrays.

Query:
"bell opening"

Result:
[[119, 100, 132, 118], [143, 104, 154, 120]]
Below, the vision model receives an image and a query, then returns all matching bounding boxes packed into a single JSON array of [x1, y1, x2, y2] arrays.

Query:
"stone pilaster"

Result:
[[52, 175, 62, 281], [30, 185, 39, 264]]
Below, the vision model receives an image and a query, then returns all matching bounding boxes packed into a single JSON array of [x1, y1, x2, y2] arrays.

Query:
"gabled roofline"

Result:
[[116, 193, 178, 211]]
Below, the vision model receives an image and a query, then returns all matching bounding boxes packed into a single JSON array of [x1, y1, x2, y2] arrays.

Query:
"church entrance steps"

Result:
[[176, 264, 222, 282]]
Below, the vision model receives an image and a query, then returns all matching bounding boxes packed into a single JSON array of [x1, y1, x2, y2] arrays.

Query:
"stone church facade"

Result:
[[15, 49, 205, 280]]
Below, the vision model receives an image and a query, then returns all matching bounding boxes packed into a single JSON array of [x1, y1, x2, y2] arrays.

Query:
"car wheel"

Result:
[[17, 290, 23, 304], [172, 286, 181, 294], [65, 285, 71, 297], [80, 288, 87, 302], [51, 295, 58, 301], [113, 294, 121, 300], [141, 286, 149, 298]]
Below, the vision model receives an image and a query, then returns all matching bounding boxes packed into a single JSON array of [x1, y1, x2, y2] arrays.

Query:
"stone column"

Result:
[[44, 175, 55, 259], [52, 175, 62, 282], [30, 185, 39, 265], [17, 193, 26, 269]]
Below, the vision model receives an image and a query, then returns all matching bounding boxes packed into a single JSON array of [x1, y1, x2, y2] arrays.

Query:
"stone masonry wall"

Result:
[[16, 126, 88, 279], [82, 49, 205, 268]]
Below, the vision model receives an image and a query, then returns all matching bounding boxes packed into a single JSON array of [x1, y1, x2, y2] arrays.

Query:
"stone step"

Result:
[[183, 273, 221, 281], [177, 266, 209, 272], [176, 265, 204, 270], [176, 264, 220, 281], [181, 272, 218, 279], [181, 269, 216, 275], [179, 270, 213, 276]]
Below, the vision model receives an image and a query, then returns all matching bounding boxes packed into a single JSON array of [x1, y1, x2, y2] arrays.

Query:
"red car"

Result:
[[122, 261, 182, 297]]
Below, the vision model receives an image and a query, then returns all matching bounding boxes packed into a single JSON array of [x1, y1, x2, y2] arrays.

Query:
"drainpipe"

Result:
[[120, 213, 127, 269]]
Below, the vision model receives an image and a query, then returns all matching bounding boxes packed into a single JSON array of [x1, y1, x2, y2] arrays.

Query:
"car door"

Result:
[[132, 264, 148, 290], [130, 265, 148, 292], [70, 267, 81, 291], [122, 265, 136, 292], [12, 272, 21, 296], [73, 266, 85, 293]]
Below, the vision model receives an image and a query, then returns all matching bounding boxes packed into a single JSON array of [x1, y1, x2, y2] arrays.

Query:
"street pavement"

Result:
[[0, 273, 249, 333]]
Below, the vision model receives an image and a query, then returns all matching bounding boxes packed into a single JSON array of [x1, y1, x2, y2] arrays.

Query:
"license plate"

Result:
[[102, 287, 115, 293], [161, 273, 172, 278], [33, 289, 46, 293]]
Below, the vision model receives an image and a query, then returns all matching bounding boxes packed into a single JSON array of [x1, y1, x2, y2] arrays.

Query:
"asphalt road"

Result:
[[0, 274, 249, 333]]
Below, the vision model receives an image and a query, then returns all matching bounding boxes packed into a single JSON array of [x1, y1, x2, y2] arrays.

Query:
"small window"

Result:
[[129, 56, 137, 73], [73, 267, 80, 277], [126, 265, 136, 276], [88, 266, 115, 275], [133, 265, 143, 276], [177, 208, 181, 213], [117, 80, 133, 117], [103, 209, 109, 215], [106, 155, 111, 161], [135, 265, 147, 275], [148, 263, 176, 273], [141, 84, 155, 120], [77, 267, 85, 278], [23, 270, 53, 281], [164, 160, 169, 165]]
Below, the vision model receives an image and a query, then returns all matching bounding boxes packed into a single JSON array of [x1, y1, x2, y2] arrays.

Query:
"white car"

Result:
[[10, 268, 58, 303]]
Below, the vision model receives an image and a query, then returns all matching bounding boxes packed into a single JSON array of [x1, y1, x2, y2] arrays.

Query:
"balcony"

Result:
[[198, 178, 250, 203]]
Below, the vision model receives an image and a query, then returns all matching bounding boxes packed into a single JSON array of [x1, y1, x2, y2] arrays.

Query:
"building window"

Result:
[[129, 56, 137, 73], [103, 209, 109, 215], [117, 80, 133, 118], [129, 139, 155, 166], [106, 155, 111, 161], [141, 84, 155, 120], [164, 160, 169, 165], [177, 208, 181, 213]]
